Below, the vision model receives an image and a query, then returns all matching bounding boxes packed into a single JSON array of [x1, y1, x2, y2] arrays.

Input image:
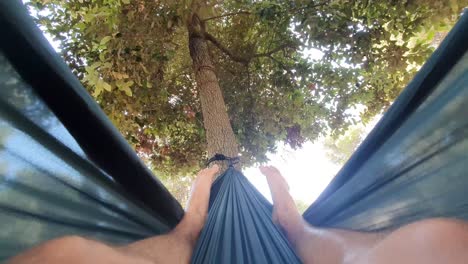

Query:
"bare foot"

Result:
[[259, 165, 291, 228], [259, 165, 289, 191], [185, 164, 220, 218], [197, 164, 220, 181], [260, 165, 306, 247]]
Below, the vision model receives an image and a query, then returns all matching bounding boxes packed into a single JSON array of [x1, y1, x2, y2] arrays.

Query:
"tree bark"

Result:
[[187, 14, 239, 159]]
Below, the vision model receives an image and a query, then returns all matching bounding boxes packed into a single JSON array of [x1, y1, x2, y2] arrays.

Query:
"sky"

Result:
[[244, 112, 380, 207], [243, 140, 341, 205]]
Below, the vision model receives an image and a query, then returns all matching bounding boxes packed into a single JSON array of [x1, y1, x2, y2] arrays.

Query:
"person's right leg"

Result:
[[261, 165, 468, 264], [260, 165, 386, 264], [361, 218, 468, 264]]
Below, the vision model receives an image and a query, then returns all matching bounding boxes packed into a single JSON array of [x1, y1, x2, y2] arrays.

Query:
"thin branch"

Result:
[[253, 42, 297, 58], [205, 32, 298, 65], [204, 32, 249, 64], [246, 64, 252, 92], [289, 2, 328, 14], [202, 1, 328, 22], [268, 55, 294, 76], [202, 11, 252, 22]]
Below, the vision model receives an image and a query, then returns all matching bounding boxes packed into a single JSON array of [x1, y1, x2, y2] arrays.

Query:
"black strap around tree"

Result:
[[206, 153, 240, 167]]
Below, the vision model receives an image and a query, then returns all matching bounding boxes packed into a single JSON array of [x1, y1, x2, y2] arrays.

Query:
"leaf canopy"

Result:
[[27, 0, 466, 203]]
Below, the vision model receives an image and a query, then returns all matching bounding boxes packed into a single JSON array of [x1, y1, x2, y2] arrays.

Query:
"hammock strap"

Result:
[[206, 153, 240, 167]]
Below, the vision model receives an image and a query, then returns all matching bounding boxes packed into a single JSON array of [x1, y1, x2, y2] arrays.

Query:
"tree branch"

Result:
[[253, 42, 297, 58], [205, 32, 298, 65], [268, 55, 294, 76], [289, 2, 328, 14], [204, 32, 249, 64], [202, 11, 252, 22], [202, 2, 328, 22]]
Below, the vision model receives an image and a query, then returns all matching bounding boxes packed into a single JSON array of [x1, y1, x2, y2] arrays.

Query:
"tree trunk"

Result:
[[187, 14, 239, 159]]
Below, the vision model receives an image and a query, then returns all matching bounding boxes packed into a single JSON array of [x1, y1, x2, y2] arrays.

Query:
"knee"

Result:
[[173, 213, 205, 245], [402, 218, 468, 248], [52, 235, 87, 247], [411, 218, 465, 235], [8, 236, 89, 263], [40, 236, 88, 258], [52, 235, 87, 246]]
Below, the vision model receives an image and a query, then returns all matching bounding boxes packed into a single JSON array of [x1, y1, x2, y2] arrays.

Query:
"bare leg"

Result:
[[362, 218, 468, 264], [7, 165, 219, 264], [119, 164, 219, 262], [260, 165, 468, 264], [260, 166, 384, 264]]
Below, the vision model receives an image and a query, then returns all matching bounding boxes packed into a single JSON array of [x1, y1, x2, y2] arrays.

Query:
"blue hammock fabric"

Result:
[[0, 51, 172, 260], [304, 12, 468, 231], [0, 0, 181, 260], [191, 168, 301, 263], [1, 0, 468, 262]]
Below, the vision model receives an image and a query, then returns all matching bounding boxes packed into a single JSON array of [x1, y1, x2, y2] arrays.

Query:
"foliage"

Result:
[[323, 124, 366, 165], [26, 0, 466, 202]]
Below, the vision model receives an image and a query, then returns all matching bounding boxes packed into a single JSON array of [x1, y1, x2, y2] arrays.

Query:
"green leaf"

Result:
[[94, 79, 104, 97], [102, 81, 112, 91], [146, 81, 153, 88], [116, 80, 133, 96], [101, 62, 112, 69], [88, 62, 102, 71], [100, 36, 112, 46], [406, 37, 418, 49], [99, 52, 106, 62], [122, 86, 132, 96]]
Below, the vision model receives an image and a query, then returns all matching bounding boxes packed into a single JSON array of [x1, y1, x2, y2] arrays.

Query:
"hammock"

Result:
[[1, 1, 467, 262]]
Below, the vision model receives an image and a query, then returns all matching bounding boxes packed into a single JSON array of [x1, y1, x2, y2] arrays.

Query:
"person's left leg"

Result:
[[120, 164, 219, 263], [7, 165, 220, 264]]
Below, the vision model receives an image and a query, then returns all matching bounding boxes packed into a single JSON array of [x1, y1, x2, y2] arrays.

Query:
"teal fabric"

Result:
[[191, 168, 301, 263], [304, 12, 468, 231], [0, 51, 170, 261], [0, 0, 184, 225], [0, 0, 181, 261]]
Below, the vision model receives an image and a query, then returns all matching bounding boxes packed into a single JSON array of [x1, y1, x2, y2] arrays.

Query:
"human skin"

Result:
[[260, 165, 468, 264]]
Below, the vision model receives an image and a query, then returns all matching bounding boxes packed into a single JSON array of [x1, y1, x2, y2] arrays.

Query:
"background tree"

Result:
[[27, 0, 466, 203], [323, 124, 366, 165]]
